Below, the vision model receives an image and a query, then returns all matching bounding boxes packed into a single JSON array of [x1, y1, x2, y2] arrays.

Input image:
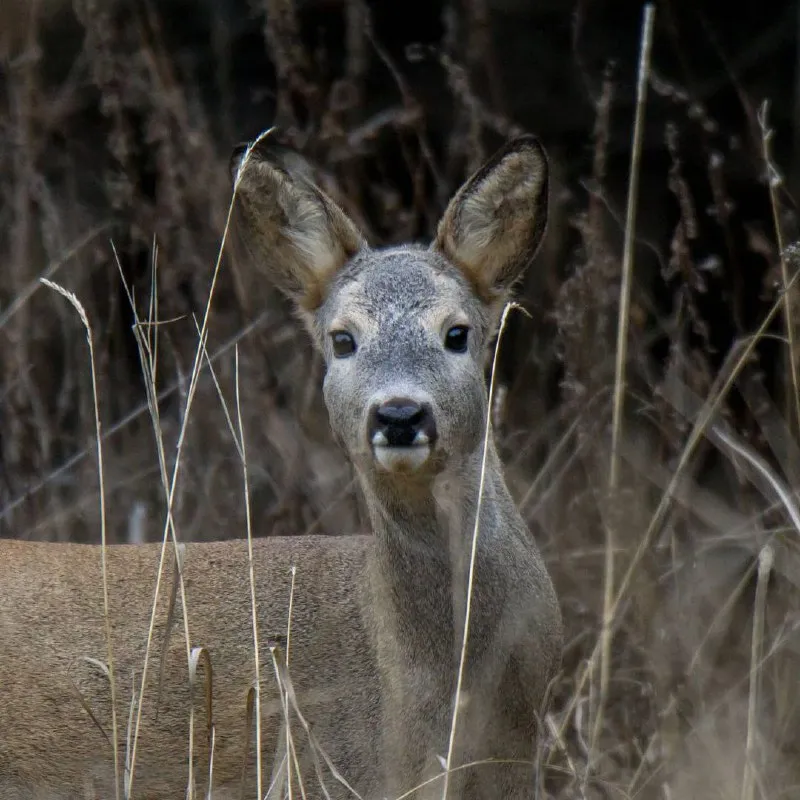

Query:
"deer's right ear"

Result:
[[229, 139, 367, 312]]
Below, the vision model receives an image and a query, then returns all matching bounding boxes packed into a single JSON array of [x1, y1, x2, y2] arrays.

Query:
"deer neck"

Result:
[[357, 442, 509, 656]]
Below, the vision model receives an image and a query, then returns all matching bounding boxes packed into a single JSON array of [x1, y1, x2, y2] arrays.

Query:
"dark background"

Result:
[[3, 1, 800, 796]]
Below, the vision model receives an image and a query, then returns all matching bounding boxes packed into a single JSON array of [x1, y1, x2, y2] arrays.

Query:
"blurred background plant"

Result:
[[3, 0, 800, 796]]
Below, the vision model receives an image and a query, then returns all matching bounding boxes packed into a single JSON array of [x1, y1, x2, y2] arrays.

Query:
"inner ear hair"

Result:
[[229, 138, 367, 314], [433, 135, 549, 301]]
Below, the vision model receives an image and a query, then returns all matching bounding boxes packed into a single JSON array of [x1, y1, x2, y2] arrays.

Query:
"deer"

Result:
[[0, 134, 563, 799]]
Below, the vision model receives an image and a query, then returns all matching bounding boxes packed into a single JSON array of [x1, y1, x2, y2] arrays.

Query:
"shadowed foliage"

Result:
[[3, 0, 800, 796]]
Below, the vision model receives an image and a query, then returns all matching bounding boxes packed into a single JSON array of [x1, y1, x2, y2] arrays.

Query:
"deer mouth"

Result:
[[370, 430, 435, 473], [366, 397, 438, 473]]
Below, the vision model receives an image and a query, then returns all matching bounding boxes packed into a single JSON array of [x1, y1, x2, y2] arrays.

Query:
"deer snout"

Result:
[[368, 397, 437, 449]]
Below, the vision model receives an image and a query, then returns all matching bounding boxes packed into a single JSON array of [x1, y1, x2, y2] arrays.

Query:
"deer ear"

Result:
[[433, 136, 548, 302], [229, 136, 367, 312]]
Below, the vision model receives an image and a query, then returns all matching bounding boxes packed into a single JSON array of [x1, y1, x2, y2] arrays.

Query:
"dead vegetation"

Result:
[[3, 0, 800, 797]]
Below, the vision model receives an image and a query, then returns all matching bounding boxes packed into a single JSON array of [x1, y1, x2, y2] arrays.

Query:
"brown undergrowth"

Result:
[[2, 1, 800, 797]]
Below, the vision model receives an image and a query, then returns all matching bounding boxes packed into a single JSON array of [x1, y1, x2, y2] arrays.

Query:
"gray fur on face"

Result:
[[316, 246, 493, 478]]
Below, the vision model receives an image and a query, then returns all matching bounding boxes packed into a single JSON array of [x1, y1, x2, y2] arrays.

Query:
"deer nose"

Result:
[[369, 397, 436, 447], [376, 399, 424, 426]]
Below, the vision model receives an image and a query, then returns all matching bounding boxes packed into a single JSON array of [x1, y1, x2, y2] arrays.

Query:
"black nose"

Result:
[[370, 397, 436, 447], [376, 400, 424, 427]]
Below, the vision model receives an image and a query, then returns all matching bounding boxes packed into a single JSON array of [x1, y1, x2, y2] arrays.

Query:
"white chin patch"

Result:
[[373, 445, 431, 473]]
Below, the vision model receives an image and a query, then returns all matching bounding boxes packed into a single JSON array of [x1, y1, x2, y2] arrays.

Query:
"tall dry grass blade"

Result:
[[742, 545, 774, 800], [0, 225, 108, 330], [40, 278, 121, 800], [286, 564, 299, 800], [239, 685, 256, 800], [287, 565, 297, 664], [759, 101, 800, 440], [271, 574, 308, 800], [590, 2, 656, 780], [268, 650, 333, 799], [0, 309, 270, 525], [185, 324, 271, 798], [147, 236, 160, 389], [192, 318, 309, 795], [609, 2, 655, 490], [519, 402, 601, 516], [737, 376, 800, 489], [69, 657, 114, 746], [187, 313, 247, 464], [266, 670, 303, 800], [661, 371, 800, 534], [190, 330, 286, 798], [266, 751, 290, 799], [441, 301, 522, 800], [113, 243, 197, 797], [234, 344, 264, 800], [709, 425, 800, 534], [687, 561, 758, 678], [187, 646, 214, 799], [394, 758, 534, 800], [192, 315, 244, 459], [154, 544, 184, 720], [124, 127, 276, 797], [545, 713, 579, 784], [556, 262, 800, 743], [206, 725, 216, 800], [267, 687, 306, 800], [125, 673, 139, 797], [269, 645, 363, 799]]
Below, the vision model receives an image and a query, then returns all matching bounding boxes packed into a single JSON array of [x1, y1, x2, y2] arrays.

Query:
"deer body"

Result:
[[0, 136, 562, 798]]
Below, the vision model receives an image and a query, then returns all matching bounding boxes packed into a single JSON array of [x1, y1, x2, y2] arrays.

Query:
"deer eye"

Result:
[[444, 325, 469, 353], [330, 330, 357, 358]]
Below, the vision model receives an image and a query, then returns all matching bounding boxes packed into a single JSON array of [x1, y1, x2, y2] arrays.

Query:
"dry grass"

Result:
[[3, 1, 800, 798], [443, 300, 524, 799]]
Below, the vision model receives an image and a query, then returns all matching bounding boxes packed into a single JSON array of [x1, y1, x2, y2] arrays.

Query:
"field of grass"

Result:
[[3, 1, 800, 797]]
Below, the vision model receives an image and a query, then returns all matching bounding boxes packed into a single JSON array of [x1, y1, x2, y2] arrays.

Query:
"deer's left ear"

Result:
[[432, 135, 549, 301]]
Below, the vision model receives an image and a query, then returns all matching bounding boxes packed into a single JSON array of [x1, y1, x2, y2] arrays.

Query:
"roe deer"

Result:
[[0, 134, 562, 799]]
